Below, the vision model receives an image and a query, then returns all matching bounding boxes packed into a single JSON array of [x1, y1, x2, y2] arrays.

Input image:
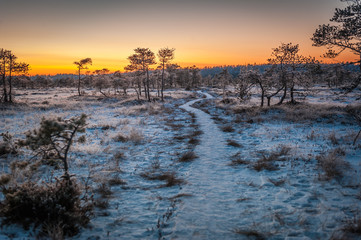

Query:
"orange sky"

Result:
[[0, 0, 357, 75]]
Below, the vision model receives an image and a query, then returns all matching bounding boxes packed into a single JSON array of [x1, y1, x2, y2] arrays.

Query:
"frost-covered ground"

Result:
[[0, 87, 361, 239]]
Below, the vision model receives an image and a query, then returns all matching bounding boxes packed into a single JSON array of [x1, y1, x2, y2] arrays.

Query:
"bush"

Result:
[[0, 132, 18, 157], [178, 151, 198, 162], [221, 125, 235, 133], [252, 145, 291, 171], [0, 178, 93, 238], [140, 170, 184, 187], [229, 152, 249, 166], [316, 150, 350, 180]]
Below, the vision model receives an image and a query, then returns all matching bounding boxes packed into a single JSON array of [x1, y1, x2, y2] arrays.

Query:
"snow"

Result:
[[0, 88, 360, 239]]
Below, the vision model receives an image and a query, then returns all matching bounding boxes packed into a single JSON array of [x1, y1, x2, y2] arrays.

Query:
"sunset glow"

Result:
[[1, 0, 357, 75]]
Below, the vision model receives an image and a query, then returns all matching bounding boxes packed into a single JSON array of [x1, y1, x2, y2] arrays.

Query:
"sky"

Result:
[[0, 0, 356, 75]]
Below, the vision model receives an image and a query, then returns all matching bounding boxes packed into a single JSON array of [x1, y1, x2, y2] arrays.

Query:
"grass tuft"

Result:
[[178, 151, 198, 162]]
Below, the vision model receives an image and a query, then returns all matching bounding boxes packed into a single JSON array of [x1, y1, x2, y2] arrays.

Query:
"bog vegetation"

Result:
[[0, 0, 361, 239]]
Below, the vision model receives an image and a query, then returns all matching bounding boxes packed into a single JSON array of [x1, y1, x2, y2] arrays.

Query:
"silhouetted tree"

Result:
[[158, 48, 175, 101], [216, 68, 232, 99], [126, 48, 156, 101], [166, 63, 180, 88], [0, 49, 29, 103], [73, 58, 92, 96], [112, 71, 129, 95], [312, 0, 361, 91]]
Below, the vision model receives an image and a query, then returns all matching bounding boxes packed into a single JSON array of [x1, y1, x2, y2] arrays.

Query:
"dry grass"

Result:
[[328, 131, 339, 145], [141, 171, 185, 187], [229, 152, 250, 166], [221, 124, 235, 133], [100, 125, 116, 131], [227, 139, 242, 148], [188, 138, 200, 145], [233, 228, 266, 240], [268, 177, 287, 186], [343, 214, 361, 235], [108, 176, 126, 186], [95, 183, 113, 198], [316, 150, 350, 180], [252, 145, 291, 172], [113, 129, 144, 145], [178, 151, 198, 162]]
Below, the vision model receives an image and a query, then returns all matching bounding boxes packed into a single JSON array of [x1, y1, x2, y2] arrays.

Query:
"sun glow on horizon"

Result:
[[2, 0, 356, 76]]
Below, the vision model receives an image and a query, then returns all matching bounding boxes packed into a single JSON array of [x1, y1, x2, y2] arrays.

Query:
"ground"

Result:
[[0, 87, 360, 239]]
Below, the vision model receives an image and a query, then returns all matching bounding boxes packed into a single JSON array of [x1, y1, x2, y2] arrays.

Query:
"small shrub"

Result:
[[252, 146, 291, 171], [94, 199, 109, 210], [227, 139, 242, 148], [221, 125, 235, 133], [343, 214, 361, 235], [268, 178, 286, 186], [188, 138, 200, 145], [328, 131, 339, 145], [0, 178, 93, 238], [316, 150, 350, 180], [113, 151, 125, 161], [178, 151, 198, 162], [233, 229, 266, 240], [140, 171, 184, 187], [190, 130, 203, 138], [101, 125, 116, 131], [253, 158, 279, 171], [114, 134, 127, 142], [229, 152, 249, 166], [307, 130, 316, 140], [113, 129, 144, 145], [0, 132, 18, 157], [95, 183, 112, 198], [108, 176, 126, 186]]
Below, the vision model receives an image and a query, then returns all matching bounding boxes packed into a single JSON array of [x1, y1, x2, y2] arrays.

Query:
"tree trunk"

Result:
[[267, 96, 271, 107], [2, 56, 8, 103], [290, 85, 296, 104], [77, 68, 81, 96], [259, 83, 264, 107], [8, 63, 12, 103], [142, 77, 147, 100], [278, 84, 287, 105], [138, 79, 142, 96], [161, 62, 165, 101], [146, 69, 151, 102]]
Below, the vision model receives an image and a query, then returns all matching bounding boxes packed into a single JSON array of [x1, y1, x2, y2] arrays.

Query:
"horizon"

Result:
[[1, 0, 357, 75]]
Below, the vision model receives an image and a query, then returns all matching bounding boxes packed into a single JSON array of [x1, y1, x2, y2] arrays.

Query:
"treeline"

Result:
[[2, 0, 361, 104]]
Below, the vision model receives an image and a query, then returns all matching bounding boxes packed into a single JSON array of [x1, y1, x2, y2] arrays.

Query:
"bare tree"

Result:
[[166, 63, 180, 88], [216, 68, 232, 99], [158, 48, 175, 101], [0, 49, 29, 103], [73, 58, 92, 96], [235, 68, 255, 102], [268, 43, 300, 104], [126, 48, 156, 101], [268, 43, 318, 104], [112, 71, 129, 95], [312, 0, 361, 92], [0, 49, 8, 102], [93, 68, 111, 97]]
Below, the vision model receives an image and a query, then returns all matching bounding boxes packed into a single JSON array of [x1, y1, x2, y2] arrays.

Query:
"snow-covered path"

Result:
[[173, 92, 241, 239]]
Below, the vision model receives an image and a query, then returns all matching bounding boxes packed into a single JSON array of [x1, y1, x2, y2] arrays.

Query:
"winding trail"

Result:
[[172, 92, 241, 239]]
